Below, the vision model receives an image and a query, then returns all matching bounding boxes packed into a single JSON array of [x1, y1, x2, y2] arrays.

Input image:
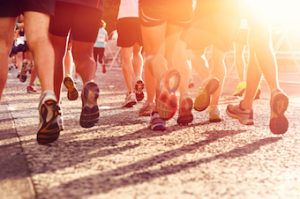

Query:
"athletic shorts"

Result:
[[117, 17, 142, 47], [49, 2, 102, 43], [15, 43, 29, 53], [0, 0, 55, 17], [139, 0, 193, 27], [182, 14, 239, 51]]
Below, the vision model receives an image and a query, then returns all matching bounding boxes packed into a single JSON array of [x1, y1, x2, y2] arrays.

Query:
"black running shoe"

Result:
[[80, 82, 100, 128], [37, 98, 62, 145]]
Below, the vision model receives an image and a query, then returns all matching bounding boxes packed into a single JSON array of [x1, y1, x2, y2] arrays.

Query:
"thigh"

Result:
[[211, 14, 239, 51], [141, 23, 166, 55], [181, 18, 213, 51], [0, 18, 16, 48]]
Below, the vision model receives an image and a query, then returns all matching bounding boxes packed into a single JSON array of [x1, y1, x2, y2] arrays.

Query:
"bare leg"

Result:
[[24, 11, 55, 92], [71, 40, 96, 84], [64, 49, 73, 76], [141, 23, 167, 100], [132, 43, 143, 81], [120, 47, 135, 93], [234, 42, 247, 81], [210, 47, 226, 106], [49, 34, 67, 101], [28, 66, 37, 86], [0, 17, 16, 100]]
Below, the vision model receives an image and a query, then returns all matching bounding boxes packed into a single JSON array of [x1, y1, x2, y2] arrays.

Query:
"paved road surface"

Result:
[[1, 68, 300, 199]]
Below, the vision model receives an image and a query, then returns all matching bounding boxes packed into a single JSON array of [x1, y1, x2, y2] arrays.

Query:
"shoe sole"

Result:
[[123, 100, 137, 108], [209, 118, 222, 123], [194, 78, 219, 112], [63, 76, 79, 101], [177, 97, 194, 125], [226, 107, 254, 125], [157, 91, 177, 120], [157, 70, 180, 120], [150, 116, 166, 131], [80, 82, 99, 128], [37, 100, 60, 145], [270, 93, 289, 134]]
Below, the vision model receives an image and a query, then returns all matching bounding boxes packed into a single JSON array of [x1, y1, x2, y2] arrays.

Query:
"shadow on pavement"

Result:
[[39, 130, 281, 198]]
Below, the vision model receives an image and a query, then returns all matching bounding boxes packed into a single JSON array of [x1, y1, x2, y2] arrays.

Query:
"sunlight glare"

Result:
[[245, 0, 300, 26]]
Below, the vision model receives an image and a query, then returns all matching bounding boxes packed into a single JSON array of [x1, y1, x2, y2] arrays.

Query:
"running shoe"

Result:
[[37, 92, 62, 145], [208, 105, 222, 123], [27, 85, 37, 93], [226, 102, 254, 125], [135, 80, 145, 102], [123, 92, 137, 108], [80, 82, 100, 128], [194, 78, 219, 112], [157, 69, 180, 120], [269, 89, 289, 134], [139, 101, 155, 117], [177, 96, 194, 125], [149, 112, 166, 131], [63, 75, 79, 101]]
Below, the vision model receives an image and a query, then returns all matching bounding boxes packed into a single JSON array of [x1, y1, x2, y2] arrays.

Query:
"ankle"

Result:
[[240, 100, 252, 110]]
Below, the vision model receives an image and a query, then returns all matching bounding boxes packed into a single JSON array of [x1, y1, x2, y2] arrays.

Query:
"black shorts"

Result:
[[49, 2, 102, 43], [139, 0, 193, 27], [15, 43, 29, 53], [0, 0, 55, 17], [117, 17, 142, 47], [93, 47, 105, 63]]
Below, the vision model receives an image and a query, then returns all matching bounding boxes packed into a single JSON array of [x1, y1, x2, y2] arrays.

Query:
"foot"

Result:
[[157, 69, 180, 120], [194, 78, 219, 112], [37, 92, 62, 145], [27, 85, 37, 93], [177, 96, 193, 125], [123, 92, 137, 108], [226, 102, 254, 125], [149, 112, 166, 131], [139, 101, 155, 117], [63, 75, 79, 101], [269, 89, 289, 134], [135, 80, 145, 102], [208, 105, 222, 123], [80, 82, 100, 128]]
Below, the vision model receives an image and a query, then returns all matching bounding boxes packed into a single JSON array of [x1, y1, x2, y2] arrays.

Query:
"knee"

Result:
[[26, 34, 49, 50]]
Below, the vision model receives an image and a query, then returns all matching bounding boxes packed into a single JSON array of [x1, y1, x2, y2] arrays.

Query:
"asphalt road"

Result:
[[1, 67, 300, 199]]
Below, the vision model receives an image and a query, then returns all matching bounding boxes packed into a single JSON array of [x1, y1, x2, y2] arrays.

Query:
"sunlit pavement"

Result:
[[1, 67, 300, 199]]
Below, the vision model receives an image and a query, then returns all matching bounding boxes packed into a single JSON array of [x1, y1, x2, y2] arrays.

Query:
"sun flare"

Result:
[[245, 0, 300, 27]]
